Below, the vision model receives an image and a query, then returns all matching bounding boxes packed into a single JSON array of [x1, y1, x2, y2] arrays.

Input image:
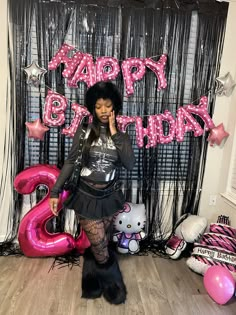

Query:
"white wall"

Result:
[[0, 0, 12, 240], [199, 1, 236, 226], [0, 1, 8, 164]]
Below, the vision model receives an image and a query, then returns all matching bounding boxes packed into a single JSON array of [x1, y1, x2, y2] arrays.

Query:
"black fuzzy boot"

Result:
[[81, 249, 103, 299], [96, 251, 127, 304]]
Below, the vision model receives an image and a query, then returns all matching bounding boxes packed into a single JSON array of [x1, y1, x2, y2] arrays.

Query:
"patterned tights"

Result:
[[79, 216, 114, 264]]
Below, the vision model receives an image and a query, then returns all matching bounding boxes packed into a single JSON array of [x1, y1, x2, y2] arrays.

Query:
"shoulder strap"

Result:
[[74, 125, 87, 166]]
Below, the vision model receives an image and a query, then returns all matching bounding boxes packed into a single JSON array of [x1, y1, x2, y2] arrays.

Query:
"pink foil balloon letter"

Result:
[[14, 164, 90, 257]]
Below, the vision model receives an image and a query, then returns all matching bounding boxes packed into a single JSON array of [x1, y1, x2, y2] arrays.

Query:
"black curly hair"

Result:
[[85, 81, 122, 116], [82, 81, 122, 166]]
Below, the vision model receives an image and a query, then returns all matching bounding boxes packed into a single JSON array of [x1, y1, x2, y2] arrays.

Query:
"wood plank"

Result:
[[134, 254, 173, 315], [0, 254, 235, 315]]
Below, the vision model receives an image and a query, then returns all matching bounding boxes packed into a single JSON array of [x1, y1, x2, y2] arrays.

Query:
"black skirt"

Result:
[[63, 178, 125, 219]]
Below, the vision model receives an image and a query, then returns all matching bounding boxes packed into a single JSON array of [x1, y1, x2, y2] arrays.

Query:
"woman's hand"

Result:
[[49, 198, 59, 216], [109, 110, 117, 136]]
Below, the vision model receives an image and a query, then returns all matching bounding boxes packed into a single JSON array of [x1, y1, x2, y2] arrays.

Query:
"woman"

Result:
[[49, 81, 135, 304]]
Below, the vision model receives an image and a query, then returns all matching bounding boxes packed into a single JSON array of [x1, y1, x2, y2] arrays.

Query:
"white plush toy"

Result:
[[113, 202, 146, 254], [165, 214, 208, 259]]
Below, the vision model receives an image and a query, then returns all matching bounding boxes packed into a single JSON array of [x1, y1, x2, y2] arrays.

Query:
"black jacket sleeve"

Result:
[[50, 125, 84, 198], [111, 131, 136, 171]]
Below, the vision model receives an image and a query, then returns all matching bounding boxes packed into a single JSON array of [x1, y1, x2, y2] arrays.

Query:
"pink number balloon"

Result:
[[14, 164, 90, 257], [203, 266, 235, 305]]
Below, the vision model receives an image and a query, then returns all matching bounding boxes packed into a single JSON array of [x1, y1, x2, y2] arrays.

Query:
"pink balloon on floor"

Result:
[[203, 266, 235, 305]]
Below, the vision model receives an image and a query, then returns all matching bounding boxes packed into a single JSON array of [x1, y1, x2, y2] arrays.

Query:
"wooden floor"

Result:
[[0, 253, 235, 315]]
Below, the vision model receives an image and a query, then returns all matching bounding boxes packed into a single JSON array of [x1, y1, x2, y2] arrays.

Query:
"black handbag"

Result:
[[63, 126, 87, 192]]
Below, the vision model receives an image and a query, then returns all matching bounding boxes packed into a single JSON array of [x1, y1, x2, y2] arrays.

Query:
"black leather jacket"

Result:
[[50, 124, 136, 198]]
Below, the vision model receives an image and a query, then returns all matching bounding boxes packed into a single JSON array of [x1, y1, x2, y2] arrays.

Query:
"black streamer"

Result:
[[1, 0, 229, 258]]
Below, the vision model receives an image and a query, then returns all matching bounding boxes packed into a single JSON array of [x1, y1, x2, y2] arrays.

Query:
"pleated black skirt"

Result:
[[63, 178, 125, 219]]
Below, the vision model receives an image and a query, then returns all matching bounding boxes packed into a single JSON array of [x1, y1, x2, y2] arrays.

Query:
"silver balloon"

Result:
[[215, 72, 236, 97], [23, 61, 47, 87]]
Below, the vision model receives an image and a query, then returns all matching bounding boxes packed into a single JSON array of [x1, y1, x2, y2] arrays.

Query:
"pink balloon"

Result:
[[116, 115, 136, 133], [156, 110, 176, 144], [75, 228, 91, 254], [184, 97, 215, 131], [134, 117, 145, 148], [187, 243, 236, 275], [145, 115, 158, 148], [95, 57, 120, 82], [48, 43, 75, 70], [67, 53, 96, 88], [62, 51, 84, 78], [176, 107, 203, 142], [201, 233, 236, 252], [14, 164, 90, 257], [62, 103, 92, 137], [43, 90, 68, 126], [121, 58, 146, 96], [204, 266, 235, 305], [25, 118, 49, 140], [210, 222, 236, 238], [207, 123, 229, 146], [144, 54, 167, 90], [135, 116, 158, 148]]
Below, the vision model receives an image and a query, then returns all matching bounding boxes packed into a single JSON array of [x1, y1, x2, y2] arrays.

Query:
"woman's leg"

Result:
[[79, 216, 113, 264], [79, 216, 127, 304]]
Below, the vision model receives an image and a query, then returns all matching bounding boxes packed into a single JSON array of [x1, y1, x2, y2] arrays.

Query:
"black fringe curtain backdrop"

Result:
[[1, 0, 228, 255]]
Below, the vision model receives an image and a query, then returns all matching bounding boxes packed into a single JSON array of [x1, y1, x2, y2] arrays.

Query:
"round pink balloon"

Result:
[[203, 266, 235, 305]]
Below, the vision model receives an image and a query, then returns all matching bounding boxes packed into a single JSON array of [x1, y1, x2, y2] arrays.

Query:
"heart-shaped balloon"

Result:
[[203, 266, 235, 305]]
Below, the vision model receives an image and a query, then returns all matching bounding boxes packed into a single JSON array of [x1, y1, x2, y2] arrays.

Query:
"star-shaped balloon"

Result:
[[23, 61, 47, 87], [25, 118, 49, 140], [207, 123, 229, 146], [215, 72, 236, 97]]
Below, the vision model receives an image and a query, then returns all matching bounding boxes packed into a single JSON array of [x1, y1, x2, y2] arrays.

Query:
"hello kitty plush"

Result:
[[113, 202, 146, 254]]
